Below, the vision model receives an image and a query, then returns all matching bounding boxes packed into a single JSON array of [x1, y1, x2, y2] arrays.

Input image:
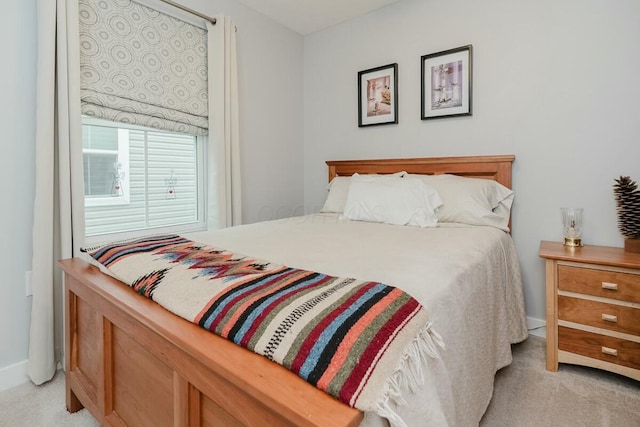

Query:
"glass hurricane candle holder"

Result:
[[561, 208, 583, 247]]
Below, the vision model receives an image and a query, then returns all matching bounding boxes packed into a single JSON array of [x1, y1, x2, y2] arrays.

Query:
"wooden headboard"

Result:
[[326, 155, 515, 189]]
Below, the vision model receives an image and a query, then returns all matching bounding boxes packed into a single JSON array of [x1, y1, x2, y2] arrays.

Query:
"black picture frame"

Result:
[[357, 63, 398, 127], [421, 45, 472, 120]]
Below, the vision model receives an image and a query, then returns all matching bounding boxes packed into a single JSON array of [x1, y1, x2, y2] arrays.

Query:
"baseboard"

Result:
[[0, 360, 29, 393], [527, 317, 546, 339]]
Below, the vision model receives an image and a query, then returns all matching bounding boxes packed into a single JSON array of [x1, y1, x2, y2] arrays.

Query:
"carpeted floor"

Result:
[[0, 336, 638, 426], [481, 336, 640, 426], [0, 370, 98, 427]]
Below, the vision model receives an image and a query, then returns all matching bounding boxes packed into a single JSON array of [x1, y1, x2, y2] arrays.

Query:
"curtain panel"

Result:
[[78, 0, 209, 135], [29, 0, 85, 385], [208, 17, 242, 229]]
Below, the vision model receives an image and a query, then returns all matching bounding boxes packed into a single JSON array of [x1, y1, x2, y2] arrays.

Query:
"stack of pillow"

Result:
[[320, 172, 514, 231]]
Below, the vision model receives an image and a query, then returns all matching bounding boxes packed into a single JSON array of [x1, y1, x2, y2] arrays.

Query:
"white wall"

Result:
[[186, 0, 305, 224], [0, 0, 304, 389], [303, 0, 640, 326], [0, 1, 37, 389]]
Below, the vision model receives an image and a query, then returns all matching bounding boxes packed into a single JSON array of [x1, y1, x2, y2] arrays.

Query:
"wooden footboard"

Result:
[[61, 258, 363, 427]]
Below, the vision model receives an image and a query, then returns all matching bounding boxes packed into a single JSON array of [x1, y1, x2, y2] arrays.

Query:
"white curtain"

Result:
[[28, 0, 84, 385], [208, 17, 242, 229]]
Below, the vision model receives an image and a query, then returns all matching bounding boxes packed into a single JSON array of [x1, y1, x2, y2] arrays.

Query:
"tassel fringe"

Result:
[[375, 322, 445, 427]]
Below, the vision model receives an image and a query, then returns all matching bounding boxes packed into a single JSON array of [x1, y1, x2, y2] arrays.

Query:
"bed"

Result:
[[60, 155, 527, 427]]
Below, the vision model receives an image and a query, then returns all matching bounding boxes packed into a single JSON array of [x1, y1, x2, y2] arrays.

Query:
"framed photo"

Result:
[[358, 63, 398, 127], [421, 45, 472, 120]]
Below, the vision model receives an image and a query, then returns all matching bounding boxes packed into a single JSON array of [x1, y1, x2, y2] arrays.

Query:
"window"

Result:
[[82, 117, 206, 242], [83, 124, 130, 206]]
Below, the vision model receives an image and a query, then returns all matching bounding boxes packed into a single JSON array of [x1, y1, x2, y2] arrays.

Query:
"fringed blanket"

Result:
[[82, 235, 444, 426]]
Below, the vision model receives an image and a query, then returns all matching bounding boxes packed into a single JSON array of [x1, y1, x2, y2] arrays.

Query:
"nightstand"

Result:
[[539, 241, 640, 381]]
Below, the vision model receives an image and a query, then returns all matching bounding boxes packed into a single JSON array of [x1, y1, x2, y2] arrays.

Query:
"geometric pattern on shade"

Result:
[[78, 0, 209, 135]]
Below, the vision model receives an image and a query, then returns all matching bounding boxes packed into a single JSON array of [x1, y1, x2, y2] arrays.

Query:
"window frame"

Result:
[[82, 117, 208, 246]]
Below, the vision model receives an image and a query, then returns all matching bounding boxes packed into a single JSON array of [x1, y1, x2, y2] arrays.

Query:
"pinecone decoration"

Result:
[[613, 176, 640, 239]]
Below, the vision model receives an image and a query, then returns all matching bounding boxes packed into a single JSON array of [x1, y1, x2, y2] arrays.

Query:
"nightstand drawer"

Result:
[[558, 265, 640, 303], [558, 326, 640, 370], [558, 295, 640, 336]]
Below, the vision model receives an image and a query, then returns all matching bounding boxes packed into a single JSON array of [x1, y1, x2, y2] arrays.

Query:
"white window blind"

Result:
[[83, 118, 205, 241]]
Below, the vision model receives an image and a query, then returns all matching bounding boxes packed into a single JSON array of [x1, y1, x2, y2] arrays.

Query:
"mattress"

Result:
[[184, 213, 528, 426]]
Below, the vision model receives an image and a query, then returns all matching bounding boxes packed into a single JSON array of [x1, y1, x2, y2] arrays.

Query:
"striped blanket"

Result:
[[82, 235, 443, 426]]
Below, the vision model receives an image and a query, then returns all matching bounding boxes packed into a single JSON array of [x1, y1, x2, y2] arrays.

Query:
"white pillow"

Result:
[[342, 175, 442, 227], [320, 171, 407, 214], [406, 174, 514, 231]]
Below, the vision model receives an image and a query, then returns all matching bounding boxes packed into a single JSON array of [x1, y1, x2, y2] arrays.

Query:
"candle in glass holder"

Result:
[[561, 208, 583, 247]]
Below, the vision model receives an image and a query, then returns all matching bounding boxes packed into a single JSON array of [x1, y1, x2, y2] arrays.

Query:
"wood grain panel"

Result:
[[174, 373, 189, 427], [558, 265, 640, 303], [192, 360, 298, 427], [626, 238, 640, 254], [540, 241, 640, 270], [326, 155, 514, 189], [111, 326, 174, 427], [189, 386, 201, 427], [76, 294, 100, 401], [66, 288, 93, 415], [100, 283, 302, 426], [201, 393, 244, 427], [558, 350, 640, 381], [558, 326, 640, 370], [545, 259, 558, 371], [558, 295, 640, 336]]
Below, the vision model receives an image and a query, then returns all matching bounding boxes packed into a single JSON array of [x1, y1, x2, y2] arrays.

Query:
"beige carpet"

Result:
[[481, 336, 640, 427], [0, 336, 638, 426], [0, 371, 98, 427]]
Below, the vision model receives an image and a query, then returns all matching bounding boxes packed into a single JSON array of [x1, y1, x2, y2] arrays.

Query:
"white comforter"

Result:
[[185, 213, 528, 426]]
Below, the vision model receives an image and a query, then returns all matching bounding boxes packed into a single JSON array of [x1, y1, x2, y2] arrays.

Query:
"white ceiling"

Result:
[[234, 0, 402, 35]]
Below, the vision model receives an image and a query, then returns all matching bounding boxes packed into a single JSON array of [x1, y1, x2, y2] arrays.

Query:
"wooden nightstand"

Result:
[[539, 241, 640, 381]]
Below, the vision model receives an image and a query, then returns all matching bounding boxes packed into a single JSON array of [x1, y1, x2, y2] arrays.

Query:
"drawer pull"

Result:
[[601, 313, 618, 323], [601, 282, 619, 291], [601, 346, 618, 357]]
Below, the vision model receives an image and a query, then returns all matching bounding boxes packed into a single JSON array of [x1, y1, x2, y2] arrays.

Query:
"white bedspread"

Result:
[[185, 213, 528, 426]]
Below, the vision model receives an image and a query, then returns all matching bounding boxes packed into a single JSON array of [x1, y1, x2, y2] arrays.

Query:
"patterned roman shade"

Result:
[[78, 0, 209, 135]]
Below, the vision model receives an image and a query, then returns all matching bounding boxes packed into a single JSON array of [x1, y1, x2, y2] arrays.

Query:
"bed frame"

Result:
[[61, 155, 514, 426]]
